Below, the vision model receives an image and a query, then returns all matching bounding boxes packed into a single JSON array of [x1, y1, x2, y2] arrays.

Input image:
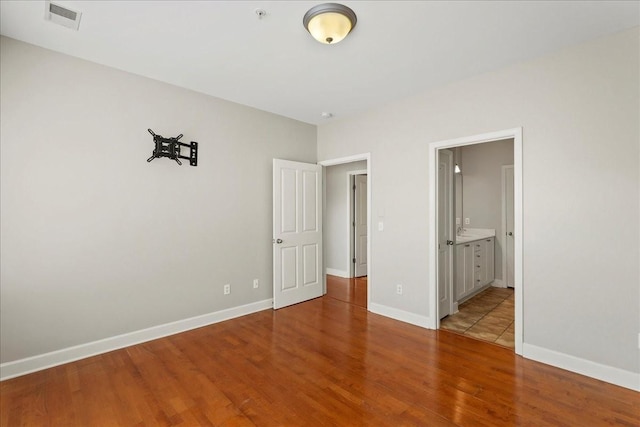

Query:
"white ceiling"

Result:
[[1, 1, 638, 124]]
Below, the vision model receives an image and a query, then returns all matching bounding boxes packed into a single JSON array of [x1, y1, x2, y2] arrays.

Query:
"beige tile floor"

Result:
[[440, 287, 515, 348]]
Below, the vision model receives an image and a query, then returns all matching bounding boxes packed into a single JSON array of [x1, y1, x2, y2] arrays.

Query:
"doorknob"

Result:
[[446, 240, 454, 245], [273, 238, 283, 244], [507, 232, 513, 236]]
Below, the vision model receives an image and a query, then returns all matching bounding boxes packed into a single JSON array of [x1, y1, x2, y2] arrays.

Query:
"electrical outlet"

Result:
[[224, 284, 230, 295], [253, 279, 259, 289], [396, 284, 403, 295], [464, 217, 470, 225]]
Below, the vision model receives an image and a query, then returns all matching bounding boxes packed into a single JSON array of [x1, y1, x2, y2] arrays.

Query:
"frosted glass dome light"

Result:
[[303, 3, 357, 45]]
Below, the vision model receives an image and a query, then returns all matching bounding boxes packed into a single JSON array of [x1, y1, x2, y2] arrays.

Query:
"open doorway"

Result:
[[428, 128, 523, 355], [320, 155, 371, 309], [439, 140, 515, 348]]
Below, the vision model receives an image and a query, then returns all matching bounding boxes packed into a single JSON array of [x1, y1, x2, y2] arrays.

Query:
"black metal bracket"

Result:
[[147, 129, 198, 166]]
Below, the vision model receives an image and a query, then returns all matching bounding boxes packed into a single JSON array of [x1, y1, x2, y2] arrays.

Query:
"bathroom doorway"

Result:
[[428, 128, 523, 354], [440, 140, 514, 347]]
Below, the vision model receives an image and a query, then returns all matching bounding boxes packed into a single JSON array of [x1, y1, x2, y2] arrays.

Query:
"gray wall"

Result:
[[459, 139, 514, 281], [324, 161, 367, 276], [0, 37, 316, 363], [318, 28, 639, 374]]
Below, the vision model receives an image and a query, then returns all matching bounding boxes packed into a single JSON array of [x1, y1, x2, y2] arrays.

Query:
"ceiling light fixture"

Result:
[[303, 3, 357, 45]]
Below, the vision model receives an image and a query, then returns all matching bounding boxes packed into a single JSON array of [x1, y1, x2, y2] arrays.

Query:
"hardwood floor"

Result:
[[2, 296, 638, 426], [325, 274, 367, 308]]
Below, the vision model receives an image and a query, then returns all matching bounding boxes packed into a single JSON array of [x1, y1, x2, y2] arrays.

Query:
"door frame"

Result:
[[501, 165, 514, 289], [348, 170, 367, 278], [428, 128, 523, 355], [319, 153, 371, 309]]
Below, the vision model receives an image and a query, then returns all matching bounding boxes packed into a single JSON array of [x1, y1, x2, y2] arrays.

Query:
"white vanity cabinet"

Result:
[[455, 237, 495, 301], [455, 243, 474, 300]]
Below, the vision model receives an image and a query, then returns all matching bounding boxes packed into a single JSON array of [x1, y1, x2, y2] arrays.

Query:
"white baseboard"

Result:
[[369, 303, 432, 329], [522, 343, 640, 391], [326, 268, 349, 278], [491, 279, 506, 288], [0, 299, 273, 381]]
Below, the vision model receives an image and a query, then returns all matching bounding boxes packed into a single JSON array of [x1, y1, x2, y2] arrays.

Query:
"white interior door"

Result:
[[354, 174, 368, 277], [504, 165, 515, 288], [273, 159, 323, 309], [438, 150, 454, 319]]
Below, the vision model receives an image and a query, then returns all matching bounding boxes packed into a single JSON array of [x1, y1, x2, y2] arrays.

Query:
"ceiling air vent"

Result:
[[44, 1, 82, 30]]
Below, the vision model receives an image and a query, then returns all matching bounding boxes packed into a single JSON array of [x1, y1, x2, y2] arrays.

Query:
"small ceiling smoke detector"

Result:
[[45, 1, 82, 31], [321, 112, 333, 119], [255, 9, 267, 19]]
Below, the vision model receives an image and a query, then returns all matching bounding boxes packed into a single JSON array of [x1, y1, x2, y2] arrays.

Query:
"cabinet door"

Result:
[[484, 238, 495, 284], [464, 244, 475, 295], [455, 244, 475, 299]]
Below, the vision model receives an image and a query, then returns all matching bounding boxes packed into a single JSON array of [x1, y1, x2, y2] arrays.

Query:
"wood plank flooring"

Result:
[[2, 296, 638, 426], [325, 274, 367, 308]]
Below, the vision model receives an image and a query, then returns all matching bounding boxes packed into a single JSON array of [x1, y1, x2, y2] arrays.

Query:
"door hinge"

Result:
[[353, 185, 356, 190], [352, 221, 355, 227], [352, 258, 356, 264]]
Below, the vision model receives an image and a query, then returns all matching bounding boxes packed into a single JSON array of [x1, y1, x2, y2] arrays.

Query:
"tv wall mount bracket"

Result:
[[147, 128, 198, 166]]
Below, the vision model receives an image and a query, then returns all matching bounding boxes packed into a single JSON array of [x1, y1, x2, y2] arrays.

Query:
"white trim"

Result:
[[0, 299, 273, 381], [523, 343, 640, 392], [369, 303, 432, 329], [491, 279, 506, 288], [319, 153, 368, 167], [326, 268, 349, 278], [452, 301, 459, 314], [428, 127, 523, 355], [319, 153, 372, 310]]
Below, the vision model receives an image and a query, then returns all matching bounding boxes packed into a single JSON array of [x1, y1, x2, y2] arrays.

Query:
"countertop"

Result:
[[455, 228, 496, 244]]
